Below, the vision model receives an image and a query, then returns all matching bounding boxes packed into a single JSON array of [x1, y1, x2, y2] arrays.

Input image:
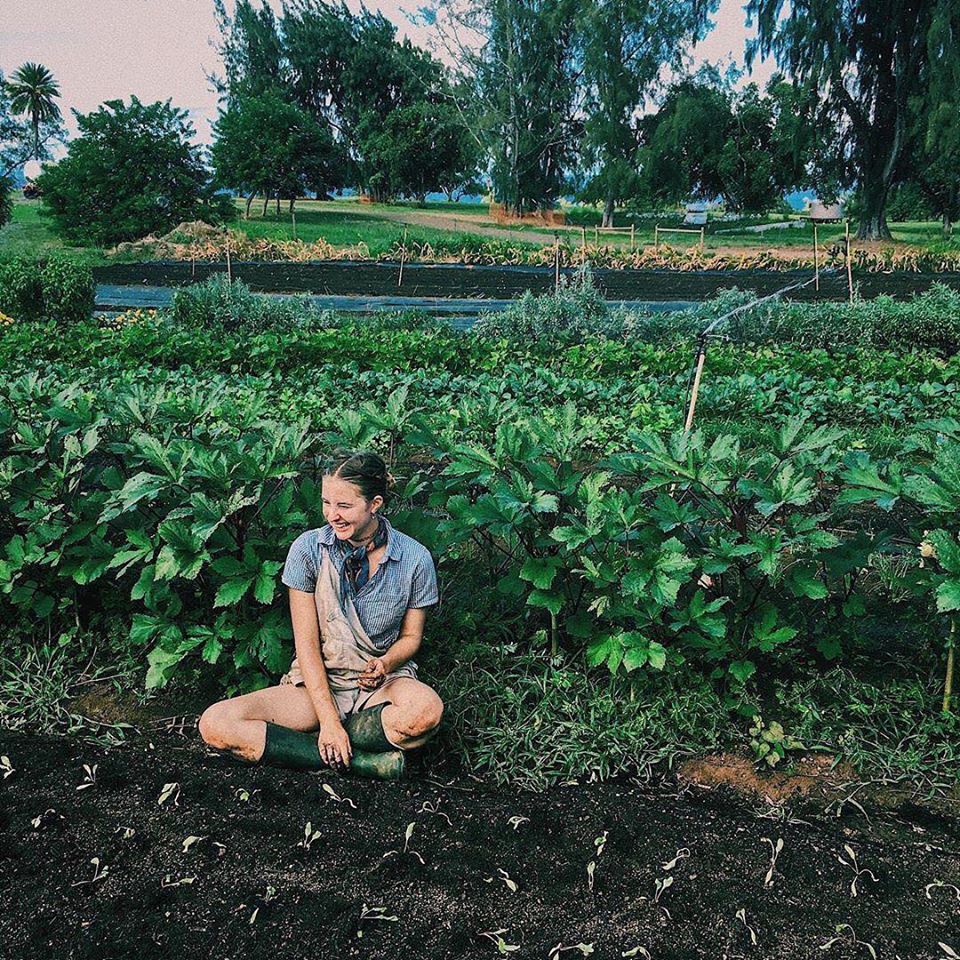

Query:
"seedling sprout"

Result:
[[549, 942, 594, 959], [418, 798, 452, 825], [940, 943, 959, 959], [479, 929, 521, 954], [819, 923, 877, 959], [0, 755, 14, 779], [76, 763, 98, 791], [161, 874, 196, 888], [182, 835, 207, 853], [762, 837, 784, 888], [383, 821, 425, 864], [158, 782, 181, 806], [71, 857, 109, 886], [587, 831, 608, 892], [508, 816, 530, 830], [621, 948, 651, 959], [356, 903, 399, 938], [736, 908, 759, 946], [837, 844, 878, 897], [661, 847, 690, 871], [298, 822, 322, 851], [30, 808, 59, 829], [322, 782, 358, 809], [484, 868, 518, 892], [925, 880, 960, 902], [115, 825, 136, 840]]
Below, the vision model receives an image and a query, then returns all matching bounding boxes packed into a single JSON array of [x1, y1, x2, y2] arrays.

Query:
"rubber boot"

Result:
[[259, 722, 325, 770], [344, 703, 406, 781]]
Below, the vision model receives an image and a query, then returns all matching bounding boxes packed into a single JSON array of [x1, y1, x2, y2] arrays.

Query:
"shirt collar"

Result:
[[319, 516, 402, 562]]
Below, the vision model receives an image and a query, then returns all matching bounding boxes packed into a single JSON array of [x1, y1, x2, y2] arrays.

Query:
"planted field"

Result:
[[2, 728, 958, 960], [2, 269, 959, 957]]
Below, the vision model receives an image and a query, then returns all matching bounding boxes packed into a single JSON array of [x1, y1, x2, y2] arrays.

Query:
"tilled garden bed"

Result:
[[1, 728, 958, 960], [91, 260, 960, 302]]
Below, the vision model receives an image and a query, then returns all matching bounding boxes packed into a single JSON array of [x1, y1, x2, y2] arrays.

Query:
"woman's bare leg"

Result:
[[360, 678, 444, 750], [198, 685, 320, 762]]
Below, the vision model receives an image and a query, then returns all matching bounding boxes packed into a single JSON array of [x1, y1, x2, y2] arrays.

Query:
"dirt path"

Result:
[[2, 728, 957, 960], [366, 207, 563, 245]]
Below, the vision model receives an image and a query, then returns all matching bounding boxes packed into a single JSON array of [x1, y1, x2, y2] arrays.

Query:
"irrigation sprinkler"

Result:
[[682, 268, 843, 435]]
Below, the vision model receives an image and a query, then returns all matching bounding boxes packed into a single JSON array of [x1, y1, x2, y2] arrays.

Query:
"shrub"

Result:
[[170, 275, 329, 333], [0, 254, 93, 324]]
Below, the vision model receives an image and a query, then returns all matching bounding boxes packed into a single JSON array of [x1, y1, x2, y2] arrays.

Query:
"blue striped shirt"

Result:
[[281, 517, 439, 651]]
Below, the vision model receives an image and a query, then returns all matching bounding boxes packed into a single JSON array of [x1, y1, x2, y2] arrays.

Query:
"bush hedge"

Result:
[[0, 255, 95, 325]]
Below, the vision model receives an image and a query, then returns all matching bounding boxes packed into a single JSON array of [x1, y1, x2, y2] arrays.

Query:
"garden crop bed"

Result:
[[91, 260, 960, 302], [1, 726, 958, 960]]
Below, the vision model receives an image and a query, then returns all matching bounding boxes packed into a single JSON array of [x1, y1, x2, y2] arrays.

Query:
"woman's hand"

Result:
[[357, 657, 387, 690], [317, 720, 352, 769]]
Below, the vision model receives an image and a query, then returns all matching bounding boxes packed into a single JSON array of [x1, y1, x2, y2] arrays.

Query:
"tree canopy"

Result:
[[746, 0, 958, 239], [37, 96, 234, 245]]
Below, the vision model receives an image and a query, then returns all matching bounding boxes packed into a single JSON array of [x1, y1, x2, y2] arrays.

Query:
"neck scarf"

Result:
[[333, 515, 388, 607]]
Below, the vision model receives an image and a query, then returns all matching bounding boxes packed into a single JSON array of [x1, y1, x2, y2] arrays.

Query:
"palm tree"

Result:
[[6, 62, 62, 160]]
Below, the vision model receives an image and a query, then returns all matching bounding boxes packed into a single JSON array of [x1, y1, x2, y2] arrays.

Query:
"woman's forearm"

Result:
[[379, 632, 422, 673], [289, 589, 341, 726]]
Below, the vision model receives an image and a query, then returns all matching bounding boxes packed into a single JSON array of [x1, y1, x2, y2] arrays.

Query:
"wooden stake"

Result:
[[655, 226, 660, 251], [581, 225, 586, 248], [813, 222, 819, 291], [398, 227, 407, 288], [700, 225, 706, 250], [554, 236, 560, 290], [291, 207, 297, 241], [944, 619, 955, 714], [191, 255, 195, 280], [630, 223, 636, 251], [226, 241, 232, 283], [684, 340, 708, 434], [845, 219, 854, 303]]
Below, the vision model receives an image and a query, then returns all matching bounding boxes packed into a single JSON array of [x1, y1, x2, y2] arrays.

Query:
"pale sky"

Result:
[[1, 0, 773, 152]]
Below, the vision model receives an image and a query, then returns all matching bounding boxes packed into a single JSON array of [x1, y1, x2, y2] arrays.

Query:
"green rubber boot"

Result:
[[259, 722, 325, 770], [344, 703, 406, 781]]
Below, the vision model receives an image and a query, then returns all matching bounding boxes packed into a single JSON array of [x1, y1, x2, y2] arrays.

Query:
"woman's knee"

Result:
[[394, 690, 444, 739], [198, 699, 243, 749]]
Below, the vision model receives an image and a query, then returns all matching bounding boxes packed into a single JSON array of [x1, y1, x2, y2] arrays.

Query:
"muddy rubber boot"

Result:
[[344, 704, 406, 781], [259, 722, 326, 770], [349, 748, 406, 781]]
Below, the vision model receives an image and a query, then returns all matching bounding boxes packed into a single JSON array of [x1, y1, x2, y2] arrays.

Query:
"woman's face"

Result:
[[322, 475, 383, 542]]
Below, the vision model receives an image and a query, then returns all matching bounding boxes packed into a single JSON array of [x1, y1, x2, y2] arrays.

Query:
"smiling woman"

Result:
[[198, 450, 443, 780]]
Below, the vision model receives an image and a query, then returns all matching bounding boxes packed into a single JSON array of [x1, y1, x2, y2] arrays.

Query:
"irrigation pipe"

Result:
[[682, 266, 846, 434]]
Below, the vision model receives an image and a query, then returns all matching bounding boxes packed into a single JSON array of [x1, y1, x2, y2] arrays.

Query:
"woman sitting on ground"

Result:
[[199, 450, 444, 780]]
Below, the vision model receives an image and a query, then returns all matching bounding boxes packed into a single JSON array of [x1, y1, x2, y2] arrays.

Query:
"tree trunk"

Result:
[[856, 172, 894, 241], [602, 194, 615, 228], [289, 197, 296, 214], [245, 193, 254, 220], [262, 194, 269, 216], [275, 196, 280, 216]]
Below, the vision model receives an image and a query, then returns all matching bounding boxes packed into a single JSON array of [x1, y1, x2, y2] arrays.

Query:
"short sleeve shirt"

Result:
[[281, 517, 439, 651]]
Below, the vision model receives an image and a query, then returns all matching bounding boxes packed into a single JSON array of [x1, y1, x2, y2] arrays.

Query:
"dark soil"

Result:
[[92, 260, 960, 302], [1, 726, 958, 960]]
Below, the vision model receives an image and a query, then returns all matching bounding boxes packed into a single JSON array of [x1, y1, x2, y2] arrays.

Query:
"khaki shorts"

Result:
[[279, 660, 416, 721]]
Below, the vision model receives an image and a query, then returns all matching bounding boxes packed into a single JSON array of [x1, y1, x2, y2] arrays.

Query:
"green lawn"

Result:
[[2, 194, 957, 262]]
